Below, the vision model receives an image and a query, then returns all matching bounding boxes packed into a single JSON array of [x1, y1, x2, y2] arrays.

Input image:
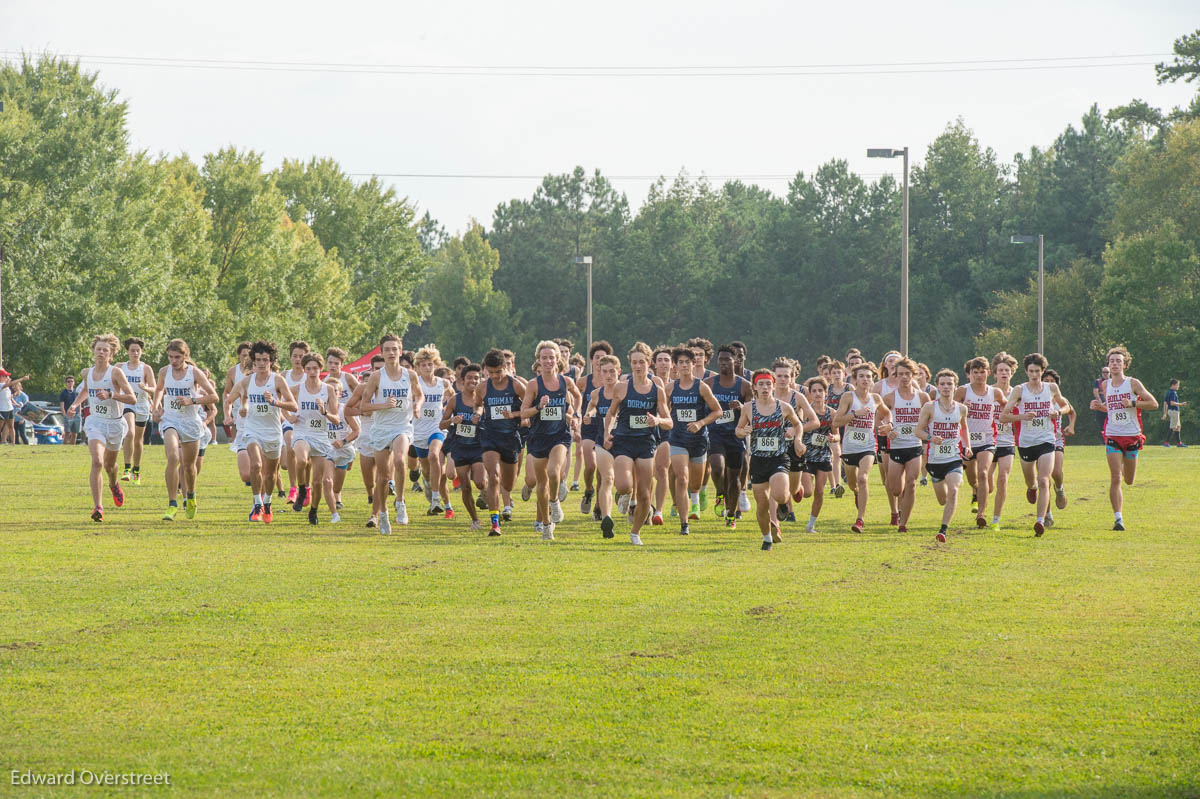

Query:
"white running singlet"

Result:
[[1104, 377, 1142, 437], [1015, 383, 1057, 448]]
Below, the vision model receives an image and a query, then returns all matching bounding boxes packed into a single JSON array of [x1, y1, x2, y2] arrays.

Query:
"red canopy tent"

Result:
[[343, 346, 380, 376]]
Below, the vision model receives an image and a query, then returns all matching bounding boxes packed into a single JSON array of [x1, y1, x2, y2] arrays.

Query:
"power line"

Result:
[[348, 173, 893, 180], [0, 49, 1166, 77]]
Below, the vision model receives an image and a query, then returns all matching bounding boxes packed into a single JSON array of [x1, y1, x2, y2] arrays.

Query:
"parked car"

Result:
[[25, 401, 65, 445]]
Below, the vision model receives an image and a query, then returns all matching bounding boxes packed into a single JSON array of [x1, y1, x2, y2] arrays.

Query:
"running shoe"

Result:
[[263, 505, 273, 524], [543, 523, 555, 541], [444, 508, 455, 520], [132, 472, 142, 487], [832, 483, 845, 498], [1026, 487, 1037, 504], [630, 533, 643, 546], [761, 538, 772, 551], [785, 510, 796, 523], [770, 523, 782, 544], [890, 511, 899, 526], [335, 500, 343, 510], [970, 492, 978, 513], [898, 525, 907, 533], [394, 501, 409, 525], [617, 493, 630, 516], [366, 515, 377, 529], [1055, 486, 1067, 510], [388, 479, 395, 496], [423, 481, 432, 504], [428, 500, 444, 516], [580, 490, 594, 515], [592, 505, 601, 522], [468, 519, 481, 531], [558, 482, 569, 503], [670, 506, 678, 518], [379, 510, 391, 535], [725, 516, 736, 529], [120, 466, 131, 482], [601, 516, 615, 539], [287, 485, 298, 504], [851, 518, 864, 534], [793, 490, 804, 503], [302, 488, 311, 507], [489, 521, 502, 536], [292, 486, 306, 512], [651, 511, 664, 526], [276, 488, 286, 498], [162, 505, 177, 521], [680, 523, 690, 536], [521, 482, 533, 502], [713, 496, 724, 518], [452, 477, 461, 489], [330, 511, 341, 524], [111, 484, 124, 508], [699, 489, 708, 510], [1113, 520, 1125, 531], [476, 495, 489, 510], [805, 523, 818, 533], [308, 508, 318, 525], [550, 501, 564, 524], [688, 502, 700, 521], [185, 497, 197, 519], [570, 481, 580, 492], [1033, 520, 1044, 537], [737, 492, 751, 513], [250, 504, 263, 522], [501, 506, 513, 522], [1045, 512, 1054, 528], [91, 507, 103, 523], [935, 531, 947, 543], [989, 521, 1000, 531], [976, 516, 987, 528], [918, 477, 928, 487]]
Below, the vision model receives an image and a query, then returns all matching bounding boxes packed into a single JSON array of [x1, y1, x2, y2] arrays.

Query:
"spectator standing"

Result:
[[1162, 379, 1186, 447], [1092, 366, 1110, 442], [0, 369, 15, 444], [60, 375, 82, 445], [11, 381, 30, 445]]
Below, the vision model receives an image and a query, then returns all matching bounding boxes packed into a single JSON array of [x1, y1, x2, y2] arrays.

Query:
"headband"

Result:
[[753, 373, 774, 385]]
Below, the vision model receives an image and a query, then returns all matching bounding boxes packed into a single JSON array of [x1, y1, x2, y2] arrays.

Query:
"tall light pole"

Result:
[[867, 147, 909, 355], [1011, 234, 1044, 354], [0, 99, 5, 371], [573, 255, 593, 355]]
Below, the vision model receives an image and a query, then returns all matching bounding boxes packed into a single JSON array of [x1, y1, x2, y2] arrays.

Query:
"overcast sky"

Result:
[[3, 1, 1196, 233]]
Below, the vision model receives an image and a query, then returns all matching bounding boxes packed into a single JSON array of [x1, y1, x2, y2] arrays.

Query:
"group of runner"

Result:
[[68, 332, 1159, 549]]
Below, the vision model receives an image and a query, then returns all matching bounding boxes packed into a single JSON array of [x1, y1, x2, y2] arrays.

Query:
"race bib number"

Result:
[[1029, 417, 1047, 429], [754, 436, 780, 453], [897, 424, 914, 437], [490, 405, 508, 420], [630, 414, 649, 429], [936, 442, 955, 458], [810, 433, 828, 448], [421, 407, 438, 420], [718, 409, 735, 424], [540, 405, 563, 421], [255, 404, 270, 416], [1112, 410, 1130, 423], [169, 399, 183, 411], [457, 423, 477, 438], [997, 422, 1011, 436], [327, 429, 339, 441], [309, 418, 324, 430], [676, 408, 697, 423], [849, 429, 869, 444], [94, 403, 109, 416], [969, 431, 985, 444]]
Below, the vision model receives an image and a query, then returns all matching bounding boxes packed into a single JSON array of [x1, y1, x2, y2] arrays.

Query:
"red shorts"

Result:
[[1105, 434, 1145, 453]]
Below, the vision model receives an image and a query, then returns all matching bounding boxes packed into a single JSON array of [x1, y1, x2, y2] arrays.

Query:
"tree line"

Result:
[[2, 32, 1198, 441]]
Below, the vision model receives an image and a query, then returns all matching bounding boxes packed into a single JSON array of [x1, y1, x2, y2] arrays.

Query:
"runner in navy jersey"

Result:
[[800, 377, 838, 533], [602, 342, 672, 546], [823, 359, 850, 498], [575, 340, 613, 516], [687, 338, 717, 511], [705, 346, 753, 527], [772, 358, 815, 526], [667, 346, 723, 535], [440, 363, 487, 532], [583, 354, 621, 531], [518, 341, 582, 540], [470, 348, 527, 536], [736, 369, 807, 551], [649, 345, 675, 525]]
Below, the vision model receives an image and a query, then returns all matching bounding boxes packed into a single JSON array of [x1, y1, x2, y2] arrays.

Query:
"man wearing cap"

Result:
[[0, 369, 15, 444], [60, 374, 82, 445]]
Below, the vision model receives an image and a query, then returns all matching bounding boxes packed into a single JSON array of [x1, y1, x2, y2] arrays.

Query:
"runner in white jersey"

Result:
[[280, 341, 310, 506], [1000, 353, 1071, 536], [359, 334, 424, 533], [222, 342, 254, 487], [955, 356, 1007, 529], [873, 350, 903, 526], [151, 338, 218, 521], [117, 337, 156, 485], [65, 334, 137, 522], [411, 345, 454, 516], [833, 361, 891, 534], [1041, 368, 1076, 529], [323, 347, 360, 513], [987, 352, 1019, 530], [1088, 346, 1157, 531], [344, 354, 385, 527], [227, 340, 298, 524], [915, 362, 934, 486], [882, 357, 930, 533], [290, 352, 342, 525], [917, 368, 972, 543]]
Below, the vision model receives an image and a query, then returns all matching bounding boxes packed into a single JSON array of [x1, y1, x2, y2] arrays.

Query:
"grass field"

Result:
[[2, 443, 1198, 798]]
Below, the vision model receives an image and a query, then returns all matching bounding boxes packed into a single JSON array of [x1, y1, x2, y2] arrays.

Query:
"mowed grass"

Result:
[[1, 443, 1198, 798]]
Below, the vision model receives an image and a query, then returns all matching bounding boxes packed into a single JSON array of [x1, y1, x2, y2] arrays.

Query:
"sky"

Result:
[[3, 1, 1196, 234]]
